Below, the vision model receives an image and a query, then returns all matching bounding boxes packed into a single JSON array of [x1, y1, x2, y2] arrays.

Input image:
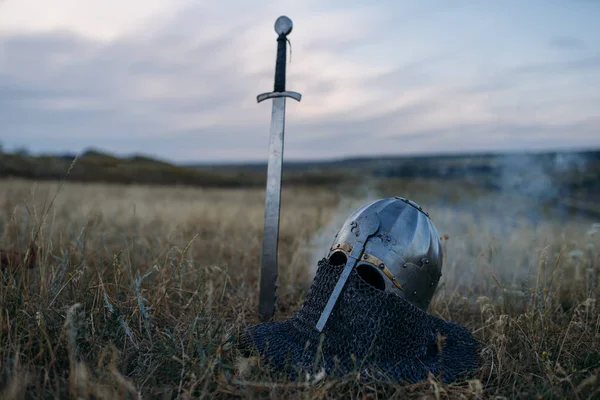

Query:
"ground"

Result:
[[0, 176, 599, 399]]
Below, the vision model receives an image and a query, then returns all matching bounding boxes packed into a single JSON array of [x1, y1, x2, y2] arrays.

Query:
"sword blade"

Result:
[[258, 96, 287, 322]]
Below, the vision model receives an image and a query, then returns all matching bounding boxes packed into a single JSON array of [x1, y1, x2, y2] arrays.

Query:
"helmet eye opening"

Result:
[[356, 263, 386, 291], [328, 251, 347, 267]]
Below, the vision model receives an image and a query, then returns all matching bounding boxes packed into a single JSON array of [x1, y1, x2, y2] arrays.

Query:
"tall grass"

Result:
[[0, 178, 598, 399]]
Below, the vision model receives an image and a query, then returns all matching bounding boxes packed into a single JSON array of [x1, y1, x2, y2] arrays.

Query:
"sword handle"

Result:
[[274, 34, 287, 92], [272, 16, 293, 93]]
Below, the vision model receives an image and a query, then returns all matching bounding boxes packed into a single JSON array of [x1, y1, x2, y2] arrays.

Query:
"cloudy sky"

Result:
[[1, 0, 599, 163]]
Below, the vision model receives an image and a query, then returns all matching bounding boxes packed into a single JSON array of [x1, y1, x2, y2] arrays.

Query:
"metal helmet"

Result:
[[315, 196, 443, 332]]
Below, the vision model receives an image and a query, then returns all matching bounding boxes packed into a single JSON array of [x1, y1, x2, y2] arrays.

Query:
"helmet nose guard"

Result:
[[315, 211, 380, 332], [316, 197, 444, 332]]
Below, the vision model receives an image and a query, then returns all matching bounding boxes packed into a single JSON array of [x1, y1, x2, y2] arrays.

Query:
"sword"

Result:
[[256, 16, 302, 322]]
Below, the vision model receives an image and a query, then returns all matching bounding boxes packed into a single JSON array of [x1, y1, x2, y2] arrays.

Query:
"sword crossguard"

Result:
[[257, 91, 302, 103]]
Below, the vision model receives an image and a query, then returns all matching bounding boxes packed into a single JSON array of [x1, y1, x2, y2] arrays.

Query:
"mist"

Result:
[[303, 151, 598, 312]]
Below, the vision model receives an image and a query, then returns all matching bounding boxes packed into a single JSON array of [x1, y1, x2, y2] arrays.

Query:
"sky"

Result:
[[0, 0, 599, 163]]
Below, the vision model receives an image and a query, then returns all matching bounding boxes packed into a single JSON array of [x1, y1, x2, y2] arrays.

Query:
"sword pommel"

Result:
[[274, 15, 293, 36], [274, 16, 292, 93]]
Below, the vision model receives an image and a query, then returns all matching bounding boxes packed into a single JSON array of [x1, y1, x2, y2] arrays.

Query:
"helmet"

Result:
[[239, 196, 481, 384], [316, 196, 443, 331]]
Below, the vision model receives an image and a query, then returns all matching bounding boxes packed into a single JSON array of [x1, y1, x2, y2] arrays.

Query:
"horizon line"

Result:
[[4, 144, 599, 166]]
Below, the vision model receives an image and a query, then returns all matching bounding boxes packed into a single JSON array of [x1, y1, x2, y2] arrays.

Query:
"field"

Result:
[[1, 174, 599, 399]]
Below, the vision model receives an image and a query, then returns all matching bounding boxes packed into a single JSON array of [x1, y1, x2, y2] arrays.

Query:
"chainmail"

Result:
[[239, 258, 481, 383]]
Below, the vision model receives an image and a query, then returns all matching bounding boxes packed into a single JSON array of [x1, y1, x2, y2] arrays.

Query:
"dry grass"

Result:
[[1, 177, 599, 399]]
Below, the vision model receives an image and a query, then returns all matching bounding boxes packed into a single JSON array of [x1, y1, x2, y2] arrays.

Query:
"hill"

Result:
[[0, 148, 349, 188], [1, 147, 599, 216]]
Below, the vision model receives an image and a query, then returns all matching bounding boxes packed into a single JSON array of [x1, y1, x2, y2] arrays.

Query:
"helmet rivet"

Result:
[[363, 254, 368, 260], [336, 244, 340, 248], [430, 281, 434, 287], [379, 263, 385, 269], [412, 291, 417, 295]]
